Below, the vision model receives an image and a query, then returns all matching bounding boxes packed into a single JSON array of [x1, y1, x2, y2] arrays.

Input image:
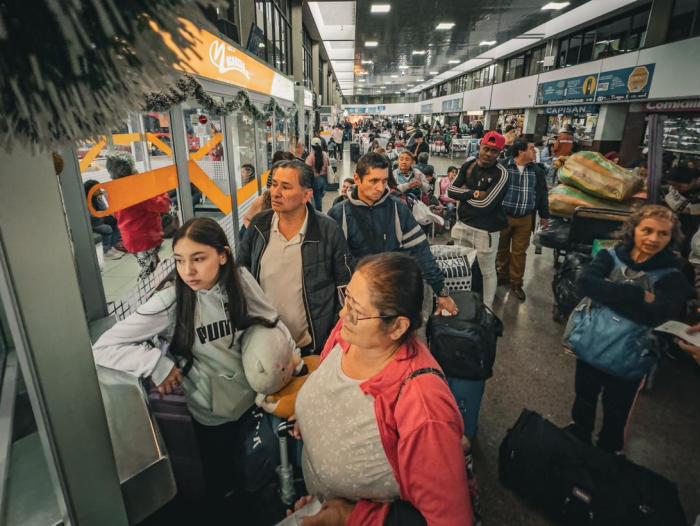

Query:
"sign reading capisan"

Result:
[[536, 64, 655, 106], [544, 104, 599, 115]]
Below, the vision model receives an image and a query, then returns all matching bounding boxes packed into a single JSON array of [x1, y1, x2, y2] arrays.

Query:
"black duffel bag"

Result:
[[427, 291, 503, 380], [499, 409, 687, 526], [552, 251, 592, 322]]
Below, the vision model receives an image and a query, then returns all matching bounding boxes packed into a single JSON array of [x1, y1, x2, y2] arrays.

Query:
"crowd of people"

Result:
[[88, 117, 700, 525]]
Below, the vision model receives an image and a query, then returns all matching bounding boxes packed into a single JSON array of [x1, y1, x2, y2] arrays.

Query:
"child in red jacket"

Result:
[[106, 152, 171, 282]]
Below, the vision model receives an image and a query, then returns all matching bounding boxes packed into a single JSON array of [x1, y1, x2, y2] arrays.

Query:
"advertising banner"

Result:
[[441, 98, 463, 112], [536, 64, 655, 106], [537, 74, 598, 105], [595, 64, 655, 102]]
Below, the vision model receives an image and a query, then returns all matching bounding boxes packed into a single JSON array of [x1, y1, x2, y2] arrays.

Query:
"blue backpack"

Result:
[[563, 249, 676, 380]]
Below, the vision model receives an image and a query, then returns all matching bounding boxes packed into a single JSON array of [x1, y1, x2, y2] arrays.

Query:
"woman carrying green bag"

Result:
[[565, 205, 694, 455]]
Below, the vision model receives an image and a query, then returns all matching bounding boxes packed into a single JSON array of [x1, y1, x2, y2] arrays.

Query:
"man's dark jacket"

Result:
[[238, 203, 353, 353]]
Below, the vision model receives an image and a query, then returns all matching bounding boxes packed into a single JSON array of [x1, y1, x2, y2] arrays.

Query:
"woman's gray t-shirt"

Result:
[[296, 344, 400, 502]]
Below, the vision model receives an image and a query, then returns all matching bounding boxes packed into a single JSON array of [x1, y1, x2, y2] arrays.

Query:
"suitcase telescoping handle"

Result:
[[277, 421, 296, 506]]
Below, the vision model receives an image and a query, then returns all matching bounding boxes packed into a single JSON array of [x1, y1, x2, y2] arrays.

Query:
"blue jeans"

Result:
[[447, 377, 485, 439], [93, 223, 120, 252], [312, 176, 326, 212]]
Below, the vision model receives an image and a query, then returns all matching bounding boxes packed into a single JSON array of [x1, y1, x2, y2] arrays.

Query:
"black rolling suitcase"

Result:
[[499, 409, 687, 526], [568, 207, 631, 252], [350, 142, 360, 162], [148, 389, 206, 501]]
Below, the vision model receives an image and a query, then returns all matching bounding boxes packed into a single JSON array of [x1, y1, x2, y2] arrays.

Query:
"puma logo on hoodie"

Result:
[[196, 319, 233, 344]]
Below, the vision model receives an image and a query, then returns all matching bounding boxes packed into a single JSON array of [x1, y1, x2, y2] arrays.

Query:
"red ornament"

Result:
[[198, 115, 208, 125], [266, 120, 272, 127]]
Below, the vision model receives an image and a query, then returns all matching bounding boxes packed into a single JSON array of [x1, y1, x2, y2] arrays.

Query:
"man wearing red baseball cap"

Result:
[[447, 130, 509, 308]]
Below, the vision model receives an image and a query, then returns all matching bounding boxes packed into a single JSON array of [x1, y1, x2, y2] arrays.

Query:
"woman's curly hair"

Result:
[[616, 204, 683, 250]]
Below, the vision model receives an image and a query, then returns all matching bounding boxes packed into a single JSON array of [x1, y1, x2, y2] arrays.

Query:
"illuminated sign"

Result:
[[153, 18, 294, 101]]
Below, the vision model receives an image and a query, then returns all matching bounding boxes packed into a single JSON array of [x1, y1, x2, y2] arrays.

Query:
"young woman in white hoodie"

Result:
[[92, 217, 279, 513]]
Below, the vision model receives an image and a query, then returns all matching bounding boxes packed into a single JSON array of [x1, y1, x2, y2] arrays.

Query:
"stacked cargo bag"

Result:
[[147, 387, 206, 501], [499, 409, 687, 526], [427, 290, 503, 438], [350, 142, 360, 162], [552, 251, 592, 323]]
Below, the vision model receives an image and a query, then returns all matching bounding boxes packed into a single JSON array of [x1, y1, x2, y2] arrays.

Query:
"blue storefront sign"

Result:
[[441, 98, 463, 112], [537, 74, 598, 105], [345, 105, 387, 115], [595, 64, 654, 102], [537, 64, 655, 105], [544, 104, 599, 115]]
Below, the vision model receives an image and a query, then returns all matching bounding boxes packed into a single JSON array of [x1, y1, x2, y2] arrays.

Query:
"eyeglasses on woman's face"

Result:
[[337, 285, 397, 326]]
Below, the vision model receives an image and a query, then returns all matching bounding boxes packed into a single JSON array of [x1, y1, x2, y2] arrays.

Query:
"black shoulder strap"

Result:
[[396, 367, 446, 404]]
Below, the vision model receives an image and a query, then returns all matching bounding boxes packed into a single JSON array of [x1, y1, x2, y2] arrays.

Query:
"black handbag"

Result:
[[427, 291, 503, 380]]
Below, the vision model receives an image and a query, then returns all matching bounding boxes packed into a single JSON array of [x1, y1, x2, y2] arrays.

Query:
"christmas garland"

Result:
[[143, 75, 298, 121]]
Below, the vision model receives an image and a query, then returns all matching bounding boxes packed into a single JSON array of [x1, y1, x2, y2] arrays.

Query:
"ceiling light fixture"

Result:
[[429, 71, 438, 75], [398, 65, 409, 69], [365, 41, 378, 47], [436, 22, 455, 30], [412, 50, 426, 55], [479, 40, 496, 46], [370, 4, 391, 13], [416, 77, 424, 81], [361, 59, 373, 64], [391, 74, 398, 78], [541, 2, 570, 10], [448, 59, 459, 64]]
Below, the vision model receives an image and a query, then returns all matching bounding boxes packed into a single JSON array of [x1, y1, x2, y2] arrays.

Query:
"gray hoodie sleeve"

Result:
[[92, 287, 177, 386], [238, 267, 280, 322]]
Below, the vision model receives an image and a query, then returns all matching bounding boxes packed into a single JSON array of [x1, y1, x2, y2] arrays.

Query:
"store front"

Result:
[[642, 99, 700, 203], [497, 109, 526, 132], [544, 104, 600, 146]]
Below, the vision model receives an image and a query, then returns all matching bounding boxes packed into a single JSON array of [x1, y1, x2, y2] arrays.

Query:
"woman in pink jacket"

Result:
[[106, 152, 172, 282], [293, 252, 473, 526]]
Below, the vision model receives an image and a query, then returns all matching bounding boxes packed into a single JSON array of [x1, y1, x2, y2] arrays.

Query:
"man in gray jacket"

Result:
[[239, 159, 353, 354]]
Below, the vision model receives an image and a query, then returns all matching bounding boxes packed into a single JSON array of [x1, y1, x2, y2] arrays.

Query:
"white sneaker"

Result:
[[104, 248, 125, 260]]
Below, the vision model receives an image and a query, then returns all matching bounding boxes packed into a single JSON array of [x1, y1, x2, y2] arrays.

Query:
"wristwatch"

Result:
[[437, 287, 450, 298]]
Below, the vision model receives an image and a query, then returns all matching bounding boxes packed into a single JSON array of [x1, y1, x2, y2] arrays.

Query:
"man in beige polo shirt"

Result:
[[239, 160, 352, 354]]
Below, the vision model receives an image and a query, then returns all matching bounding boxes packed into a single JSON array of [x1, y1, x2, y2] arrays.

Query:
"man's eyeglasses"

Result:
[[337, 285, 397, 325]]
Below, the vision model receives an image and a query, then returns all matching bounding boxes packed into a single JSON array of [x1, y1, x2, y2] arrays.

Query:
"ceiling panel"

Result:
[[331, 61, 355, 72], [351, 0, 594, 94]]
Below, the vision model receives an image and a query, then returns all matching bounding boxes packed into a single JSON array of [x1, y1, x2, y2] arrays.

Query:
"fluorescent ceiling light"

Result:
[[448, 59, 459, 64], [429, 71, 438, 75], [479, 40, 496, 46], [416, 78, 424, 81], [542, 2, 570, 10], [365, 41, 378, 47], [359, 79, 366, 82], [361, 60, 373, 64], [371, 4, 391, 13], [412, 50, 426, 55], [398, 65, 409, 69], [390, 74, 398, 78], [436, 22, 455, 30]]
